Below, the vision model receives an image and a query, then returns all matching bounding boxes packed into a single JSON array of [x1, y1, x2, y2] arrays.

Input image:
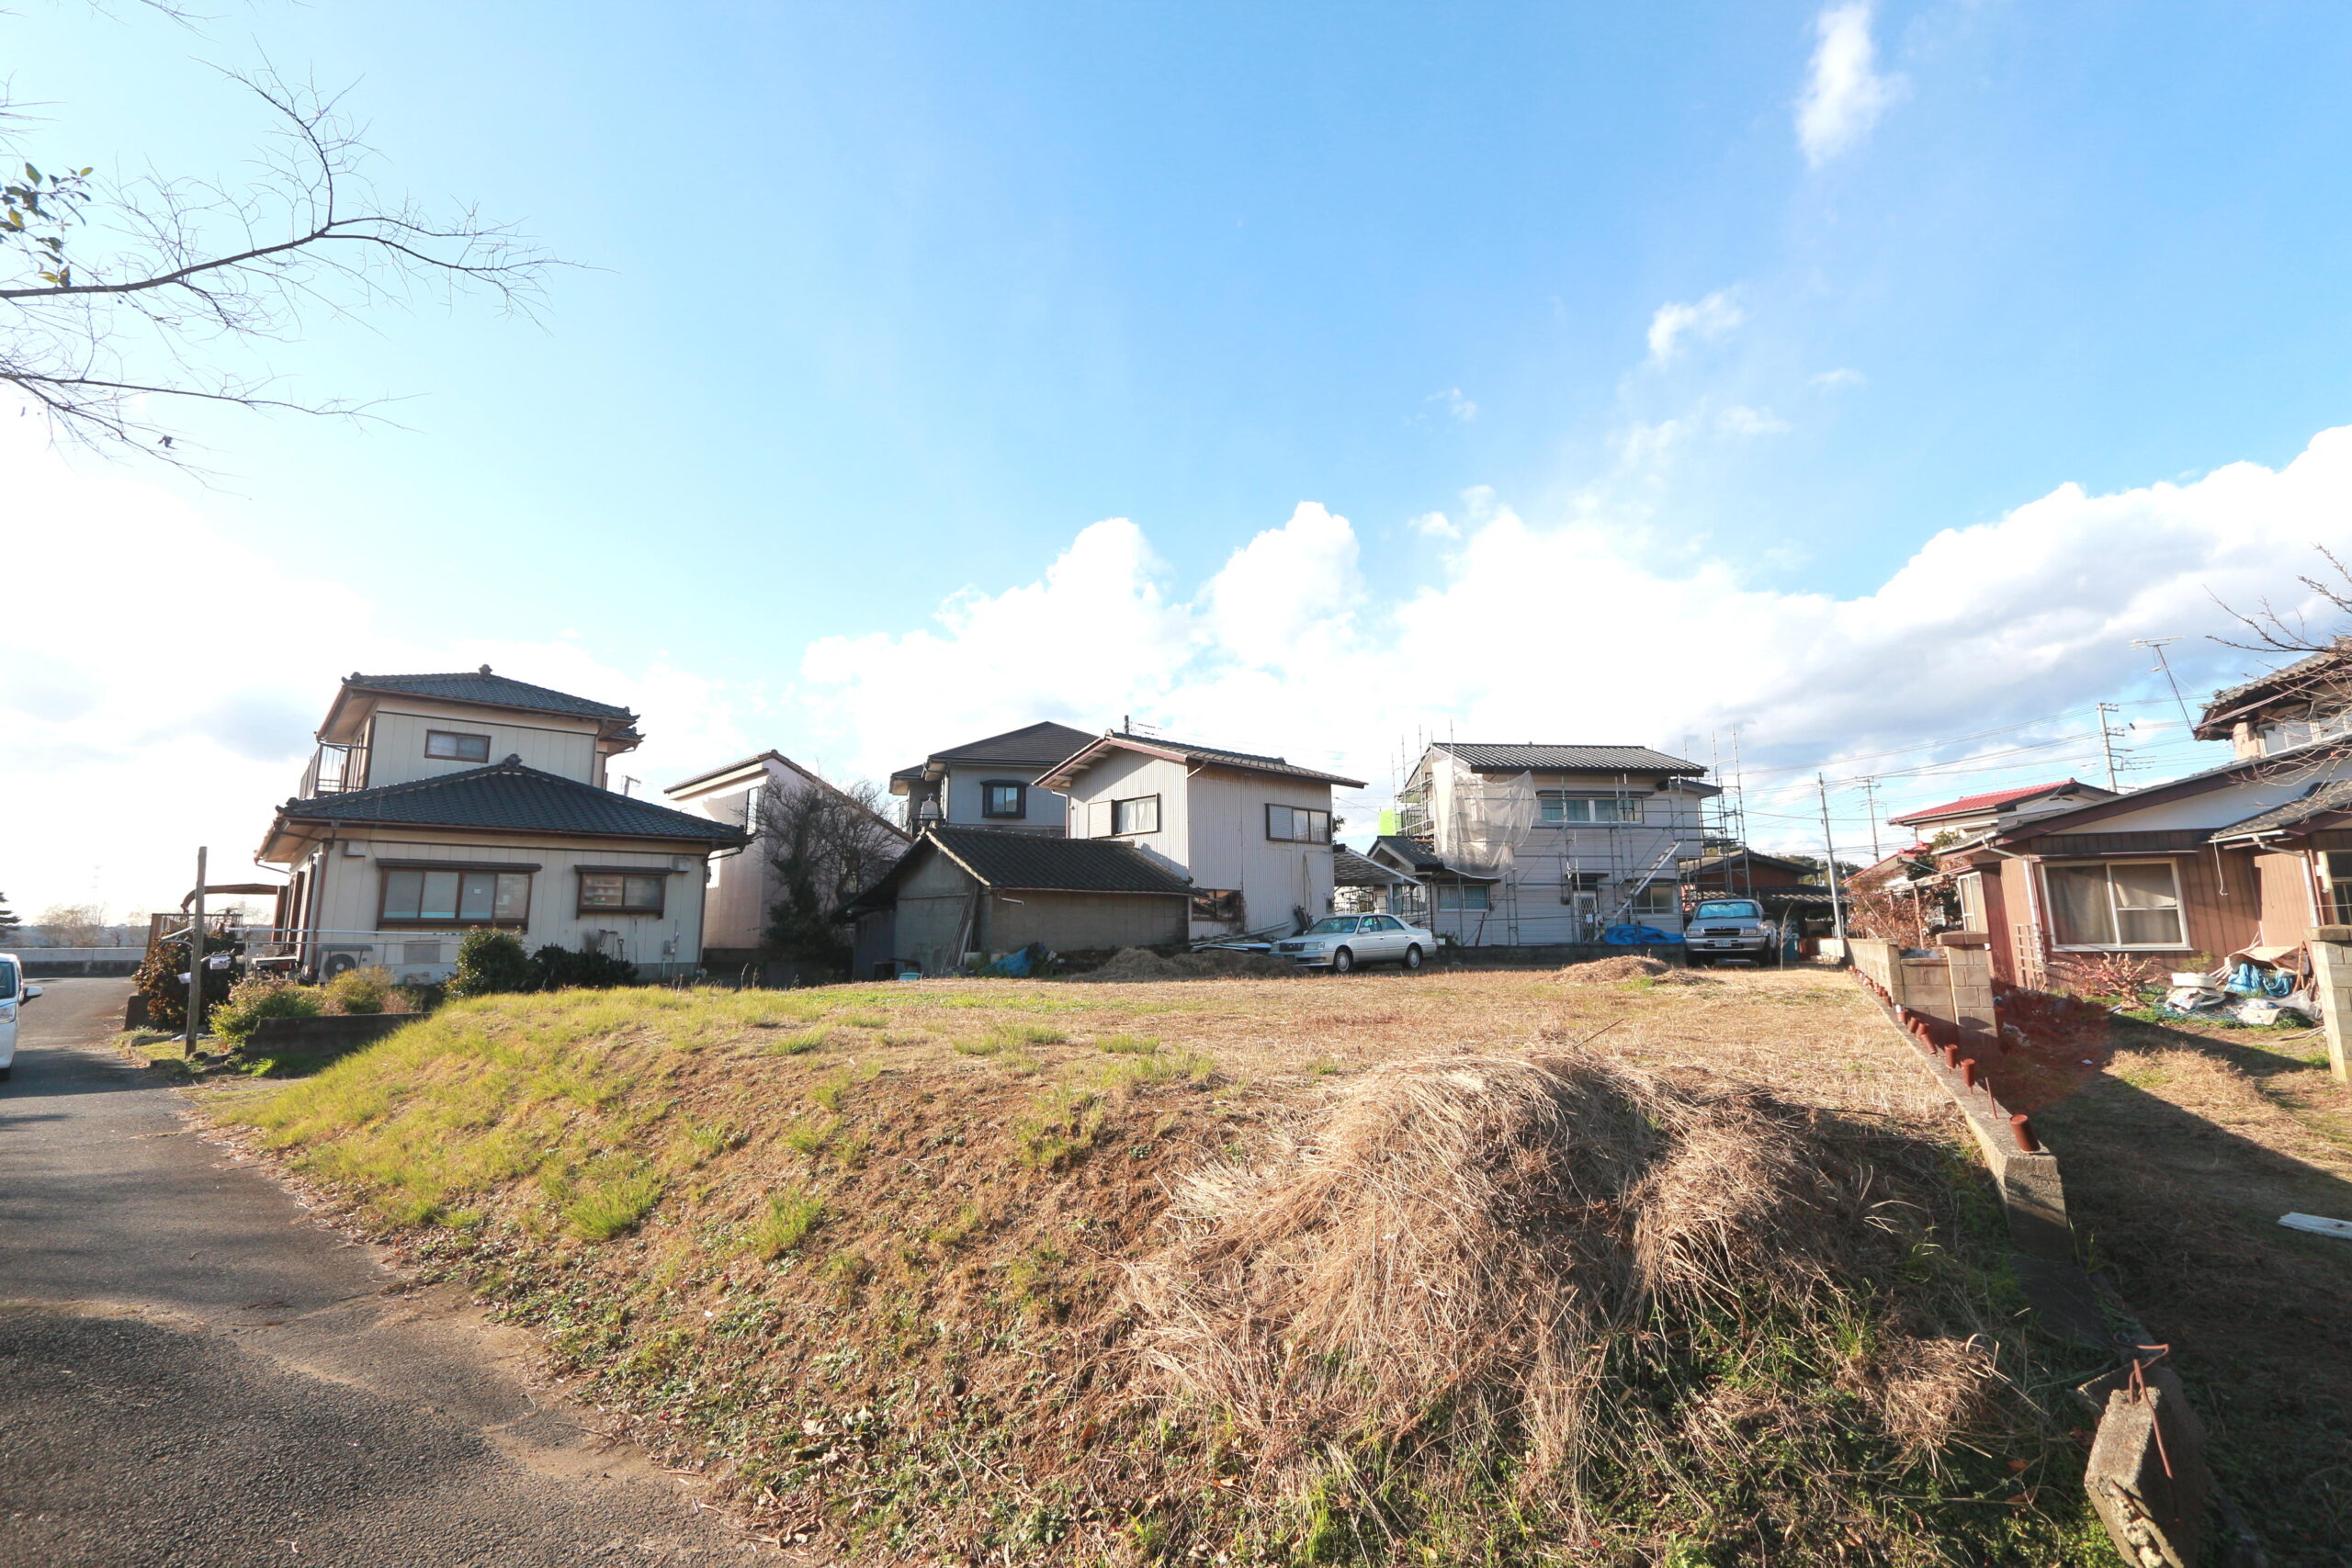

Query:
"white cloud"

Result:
[[15, 409, 2352, 909], [797, 427, 2352, 841], [0, 417, 760, 917], [1425, 387, 1478, 423], [1810, 367, 1867, 390], [1720, 404, 1792, 436], [1646, 290, 1744, 364], [1796, 3, 1905, 166]]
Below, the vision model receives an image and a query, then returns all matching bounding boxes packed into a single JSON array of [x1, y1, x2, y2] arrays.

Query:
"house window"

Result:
[[1266, 805, 1332, 843], [424, 729, 493, 762], [1956, 873, 1987, 932], [1436, 885, 1491, 911], [2325, 852, 2352, 924], [1559, 870, 1604, 902], [380, 868, 530, 926], [981, 780, 1027, 819], [1629, 881, 1679, 915], [2043, 861, 2186, 949], [1538, 792, 1639, 825], [1111, 795, 1160, 835], [578, 872, 667, 915]]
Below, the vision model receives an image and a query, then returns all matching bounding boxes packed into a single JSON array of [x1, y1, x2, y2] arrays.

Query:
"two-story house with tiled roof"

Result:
[[1036, 731, 1367, 942], [888, 721, 1095, 836], [1369, 741, 1715, 946], [256, 668, 747, 984]]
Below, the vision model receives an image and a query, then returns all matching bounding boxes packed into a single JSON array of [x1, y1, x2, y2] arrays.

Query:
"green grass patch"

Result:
[[747, 1186, 824, 1258]]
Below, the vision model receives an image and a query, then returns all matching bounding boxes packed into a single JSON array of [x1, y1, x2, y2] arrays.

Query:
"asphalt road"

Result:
[[0, 979, 775, 1567]]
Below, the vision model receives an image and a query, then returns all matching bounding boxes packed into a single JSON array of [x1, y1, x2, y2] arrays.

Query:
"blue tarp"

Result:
[[1603, 924, 1682, 946]]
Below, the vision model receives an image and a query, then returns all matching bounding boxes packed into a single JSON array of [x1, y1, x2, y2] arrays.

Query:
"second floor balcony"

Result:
[[300, 741, 369, 797]]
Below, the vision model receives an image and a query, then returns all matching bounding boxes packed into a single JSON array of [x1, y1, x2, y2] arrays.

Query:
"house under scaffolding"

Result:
[[1367, 742, 1717, 946]]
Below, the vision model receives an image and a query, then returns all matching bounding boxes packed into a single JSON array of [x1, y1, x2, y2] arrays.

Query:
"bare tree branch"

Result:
[[0, 60, 560, 462]]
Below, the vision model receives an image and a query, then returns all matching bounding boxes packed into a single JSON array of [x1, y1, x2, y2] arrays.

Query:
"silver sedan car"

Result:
[[1274, 914, 1437, 974]]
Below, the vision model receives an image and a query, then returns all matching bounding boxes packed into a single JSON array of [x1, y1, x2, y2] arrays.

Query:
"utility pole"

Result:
[[2132, 637, 2196, 731], [1860, 776, 1883, 863], [2096, 702, 2124, 791], [1815, 774, 1848, 946], [185, 845, 206, 1055]]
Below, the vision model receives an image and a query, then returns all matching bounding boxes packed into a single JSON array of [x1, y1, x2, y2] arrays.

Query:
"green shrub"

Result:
[[212, 976, 323, 1045], [131, 933, 243, 1034], [530, 943, 639, 990], [322, 964, 393, 1015], [447, 930, 534, 997]]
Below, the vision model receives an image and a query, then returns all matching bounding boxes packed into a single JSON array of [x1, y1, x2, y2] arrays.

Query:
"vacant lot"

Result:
[[206, 965, 2117, 1566], [2037, 1014, 2352, 1566]]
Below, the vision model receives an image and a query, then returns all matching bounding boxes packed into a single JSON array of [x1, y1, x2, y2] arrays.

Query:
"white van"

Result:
[[0, 953, 40, 1081]]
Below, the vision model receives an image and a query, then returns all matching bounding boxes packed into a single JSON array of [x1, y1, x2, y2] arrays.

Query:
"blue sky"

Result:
[[9, 1, 2352, 912]]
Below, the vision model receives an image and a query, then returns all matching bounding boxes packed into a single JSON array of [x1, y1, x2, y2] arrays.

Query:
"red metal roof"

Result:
[[1888, 779, 2086, 826]]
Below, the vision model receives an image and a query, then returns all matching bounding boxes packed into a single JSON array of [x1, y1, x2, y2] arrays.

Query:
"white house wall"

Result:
[[1183, 768, 1338, 936], [2071, 774, 2319, 833], [1064, 750, 1193, 874], [362, 699, 603, 790], [298, 828, 713, 981]]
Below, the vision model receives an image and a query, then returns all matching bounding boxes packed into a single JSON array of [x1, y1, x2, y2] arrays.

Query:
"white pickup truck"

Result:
[[1683, 898, 1775, 965]]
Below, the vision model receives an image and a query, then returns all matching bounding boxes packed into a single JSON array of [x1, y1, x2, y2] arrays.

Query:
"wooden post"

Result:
[[185, 845, 207, 1054], [2307, 926, 2352, 1085]]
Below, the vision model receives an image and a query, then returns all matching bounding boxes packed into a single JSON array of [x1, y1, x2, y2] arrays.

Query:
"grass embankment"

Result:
[[215, 975, 2116, 1566]]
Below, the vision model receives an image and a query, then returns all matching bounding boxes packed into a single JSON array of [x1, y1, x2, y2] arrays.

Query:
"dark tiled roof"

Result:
[[2209, 777, 2352, 842], [897, 722, 1100, 783], [277, 760, 747, 843], [1367, 834, 1500, 883], [1431, 742, 1705, 775], [1334, 845, 1413, 886], [929, 826, 1193, 894], [346, 668, 636, 723], [851, 826, 1193, 910], [2195, 639, 2352, 737]]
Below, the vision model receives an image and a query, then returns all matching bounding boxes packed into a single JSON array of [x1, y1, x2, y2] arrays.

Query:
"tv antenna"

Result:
[[2132, 637, 2196, 731]]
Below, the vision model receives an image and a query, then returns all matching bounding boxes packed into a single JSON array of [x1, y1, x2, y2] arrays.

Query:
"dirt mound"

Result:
[[1125, 1053, 2015, 1529], [1068, 945, 1298, 982], [1558, 953, 1669, 982]]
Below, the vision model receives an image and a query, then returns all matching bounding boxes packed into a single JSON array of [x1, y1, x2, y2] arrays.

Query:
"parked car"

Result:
[[0, 952, 41, 1082], [1683, 898, 1773, 964], [1274, 914, 1435, 974]]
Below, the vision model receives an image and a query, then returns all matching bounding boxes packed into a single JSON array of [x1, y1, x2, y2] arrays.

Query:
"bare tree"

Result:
[[2211, 546, 2352, 657], [760, 779, 908, 968], [36, 901, 107, 946], [2, 43, 555, 460]]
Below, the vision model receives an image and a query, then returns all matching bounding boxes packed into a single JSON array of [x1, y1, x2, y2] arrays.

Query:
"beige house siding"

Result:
[[361, 699, 605, 790], [292, 827, 713, 981]]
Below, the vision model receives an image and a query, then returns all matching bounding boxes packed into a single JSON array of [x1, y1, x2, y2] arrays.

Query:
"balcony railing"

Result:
[[299, 742, 369, 797]]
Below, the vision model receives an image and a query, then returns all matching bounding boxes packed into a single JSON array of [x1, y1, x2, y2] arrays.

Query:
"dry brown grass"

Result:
[[208, 967, 2107, 1566], [1126, 1050, 2003, 1508]]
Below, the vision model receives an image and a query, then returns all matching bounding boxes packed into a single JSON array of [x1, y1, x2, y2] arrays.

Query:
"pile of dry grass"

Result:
[[1125, 1053, 2018, 1548], [1069, 945, 1299, 982], [1557, 953, 1669, 982]]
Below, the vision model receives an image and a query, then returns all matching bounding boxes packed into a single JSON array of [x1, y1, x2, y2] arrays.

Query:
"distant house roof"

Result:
[[2194, 639, 2352, 739], [1366, 835, 1501, 884], [1888, 778, 2108, 827], [1039, 731, 1366, 790], [263, 757, 749, 862], [890, 722, 1101, 786], [663, 751, 910, 840], [1334, 844, 1416, 886], [848, 825, 1193, 912], [1429, 742, 1706, 776], [1679, 848, 1819, 880], [342, 667, 636, 723], [2209, 777, 2352, 843], [1976, 736, 2352, 848]]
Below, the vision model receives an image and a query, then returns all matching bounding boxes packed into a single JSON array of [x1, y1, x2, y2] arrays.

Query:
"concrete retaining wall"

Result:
[[243, 1012, 421, 1055]]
